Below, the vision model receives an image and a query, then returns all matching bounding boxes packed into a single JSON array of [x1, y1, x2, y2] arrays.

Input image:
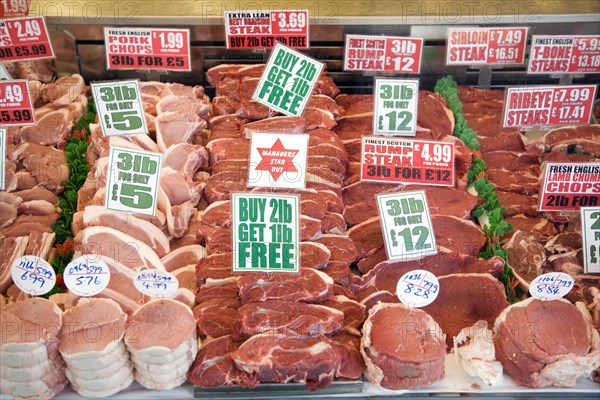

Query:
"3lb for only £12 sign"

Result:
[[106, 147, 162, 216], [374, 79, 418, 136], [92, 80, 148, 136], [253, 43, 324, 116], [232, 193, 299, 273]]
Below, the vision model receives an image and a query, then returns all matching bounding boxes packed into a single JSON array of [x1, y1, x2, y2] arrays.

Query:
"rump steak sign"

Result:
[[344, 34, 423, 73], [377, 191, 437, 260], [0, 79, 35, 126], [253, 42, 324, 116], [0, 16, 54, 62], [374, 78, 418, 136], [581, 207, 600, 274], [248, 132, 308, 189], [104, 27, 191, 71], [225, 10, 309, 49], [528, 35, 600, 74], [361, 136, 454, 186], [105, 146, 162, 216], [502, 85, 597, 128], [232, 193, 299, 273], [446, 27, 527, 65], [538, 162, 600, 212], [92, 79, 148, 136]]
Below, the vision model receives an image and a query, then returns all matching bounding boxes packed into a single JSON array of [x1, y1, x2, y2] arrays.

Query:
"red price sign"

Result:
[[225, 10, 309, 49], [0, 79, 35, 126], [539, 162, 600, 212], [0, 16, 54, 62], [104, 27, 191, 71], [503, 85, 597, 128], [361, 137, 454, 186], [529, 35, 600, 74], [345, 35, 423, 73], [447, 27, 527, 65], [0, 0, 30, 18]]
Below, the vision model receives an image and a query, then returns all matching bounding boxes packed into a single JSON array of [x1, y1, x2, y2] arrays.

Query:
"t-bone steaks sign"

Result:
[[225, 10, 308, 49], [528, 35, 600, 74]]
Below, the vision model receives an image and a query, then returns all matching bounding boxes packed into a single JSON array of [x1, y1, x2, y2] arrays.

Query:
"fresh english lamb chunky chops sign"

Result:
[[253, 42, 324, 116], [538, 162, 599, 211], [232, 193, 299, 273]]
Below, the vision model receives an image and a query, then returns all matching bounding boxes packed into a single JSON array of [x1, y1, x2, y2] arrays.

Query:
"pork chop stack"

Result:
[[361, 302, 446, 390], [493, 297, 600, 388], [0, 298, 68, 399], [58, 298, 133, 397], [124, 299, 198, 390]]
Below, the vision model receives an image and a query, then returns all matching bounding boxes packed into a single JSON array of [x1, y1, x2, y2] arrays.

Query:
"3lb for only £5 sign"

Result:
[[232, 193, 299, 273], [92, 80, 148, 136], [253, 43, 324, 116], [106, 147, 162, 216]]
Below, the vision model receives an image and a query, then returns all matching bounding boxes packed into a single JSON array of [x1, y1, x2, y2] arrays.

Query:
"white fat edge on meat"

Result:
[[0, 343, 50, 368], [69, 369, 134, 397], [360, 301, 384, 385], [67, 353, 129, 381], [130, 337, 197, 365], [203, 276, 240, 287], [337, 112, 373, 120]]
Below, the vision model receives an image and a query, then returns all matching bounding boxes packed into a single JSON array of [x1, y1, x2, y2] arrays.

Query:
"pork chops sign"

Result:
[[539, 162, 600, 212], [0, 16, 54, 62], [581, 207, 600, 274], [225, 10, 308, 49], [92, 79, 148, 136], [105, 146, 162, 216], [374, 78, 418, 136], [232, 193, 300, 273], [248, 132, 308, 189], [104, 27, 191, 71], [528, 35, 600, 74], [377, 191, 437, 260], [253, 43, 324, 116]]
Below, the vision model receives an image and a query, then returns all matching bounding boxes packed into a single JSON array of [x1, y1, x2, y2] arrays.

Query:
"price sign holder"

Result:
[[105, 146, 162, 216], [374, 78, 419, 136], [538, 162, 599, 212], [11, 256, 56, 296], [0, 16, 54, 62], [225, 10, 309, 49], [0, 128, 5, 191], [0, 79, 35, 126], [134, 269, 179, 298], [581, 207, 600, 274], [396, 269, 440, 308], [253, 42, 324, 116], [376, 190, 437, 261], [248, 132, 308, 189], [63, 256, 111, 297], [529, 272, 574, 301], [0, 63, 12, 80], [232, 192, 300, 273], [360, 136, 455, 186], [104, 27, 191, 71], [91, 79, 148, 136]]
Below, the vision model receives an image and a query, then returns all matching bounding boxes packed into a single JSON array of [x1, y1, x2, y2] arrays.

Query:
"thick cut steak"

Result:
[[322, 295, 366, 329], [194, 298, 240, 338]]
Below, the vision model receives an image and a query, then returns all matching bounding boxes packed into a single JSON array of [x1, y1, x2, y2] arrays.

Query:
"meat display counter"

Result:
[[1, 1, 599, 399]]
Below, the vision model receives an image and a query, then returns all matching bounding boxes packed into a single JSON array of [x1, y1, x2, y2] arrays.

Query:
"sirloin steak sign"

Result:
[[232, 193, 299, 273], [253, 42, 324, 116]]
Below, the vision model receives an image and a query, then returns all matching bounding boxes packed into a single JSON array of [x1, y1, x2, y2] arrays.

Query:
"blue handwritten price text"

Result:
[[20, 271, 46, 288], [537, 285, 560, 295], [137, 272, 172, 282], [68, 262, 104, 275], [143, 282, 168, 290], [76, 276, 102, 286]]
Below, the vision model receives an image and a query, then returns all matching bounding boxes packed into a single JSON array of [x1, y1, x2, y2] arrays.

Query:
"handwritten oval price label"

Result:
[[396, 269, 440, 308], [529, 272, 574, 301], [133, 269, 179, 298], [63, 256, 111, 297], [11, 256, 56, 296]]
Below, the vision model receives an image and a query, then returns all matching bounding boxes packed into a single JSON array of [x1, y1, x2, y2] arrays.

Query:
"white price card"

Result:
[[91, 79, 148, 136], [0, 63, 12, 80], [581, 207, 600, 274], [11, 256, 56, 296], [63, 256, 111, 297], [374, 78, 419, 136], [253, 42, 324, 117], [396, 269, 440, 308], [376, 190, 437, 260], [134, 269, 179, 298], [0, 128, 6, 191], [248, 132, 308, 189], [105, 146, 162, 216], [529, 272, 574, 301]]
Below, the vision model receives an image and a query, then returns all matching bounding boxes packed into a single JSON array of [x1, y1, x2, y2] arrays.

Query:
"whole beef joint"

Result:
[[361, 303, 446, 390], [493, 298, 600, 388]]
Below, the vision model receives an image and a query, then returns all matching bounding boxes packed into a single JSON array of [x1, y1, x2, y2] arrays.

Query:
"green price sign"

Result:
[[253, 42, 324, 116], [376, 190, 437, 260], [581, 207, 600, 274], [374, 78, 419, 136], [105, 146, 161, 216], [91, 79, 148, 136], [232, 193, 300, 273]]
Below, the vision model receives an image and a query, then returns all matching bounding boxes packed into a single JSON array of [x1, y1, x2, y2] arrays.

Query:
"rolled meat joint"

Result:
[[361, 302, 446, 390], [493, 297, 600, 388]]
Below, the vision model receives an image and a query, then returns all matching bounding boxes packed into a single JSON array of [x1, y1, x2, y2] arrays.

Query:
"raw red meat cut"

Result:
[[194, 297, 241, 338], [240, 116, 306, 138], [504, 215, 558, 242], [237, 100, 275, 120], [162, 143, 209, 178], [156, 95, 210, 119], [486, 169, 539, 195], [479, 131, 525, 153], [359, 290, 399, 311], [155, 112, 206, 153], [299, 242, 331, 270], [330, 328, 366, 380], [307, 95, 343, 117], [497, 191, 540, 217], [504, 230, 546, 285], [206, 138, 249, 164], [417, 91, 454, 140], [14, 142, 69, 193], [432, 215, 487, 256], [482, 151, 540, 173], [196, 252, 235, 282], [322, 295, 366, 329], [315, 235, 358, 265], [212, 96, 240, 115]]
